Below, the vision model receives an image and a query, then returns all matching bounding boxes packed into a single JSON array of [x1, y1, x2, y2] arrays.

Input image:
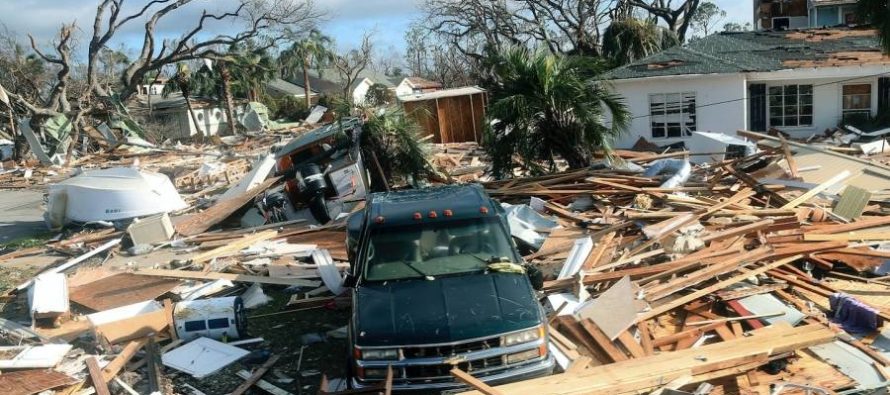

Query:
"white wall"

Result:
[[182, 106, 245, 138], [395, 79, 414, 97], [607, 73, 748, 149], [748, 65, 890, 138], [352, 78, 374, 105]]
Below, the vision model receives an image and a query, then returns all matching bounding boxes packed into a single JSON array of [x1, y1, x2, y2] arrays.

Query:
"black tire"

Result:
[[308, 194, 332, 224]]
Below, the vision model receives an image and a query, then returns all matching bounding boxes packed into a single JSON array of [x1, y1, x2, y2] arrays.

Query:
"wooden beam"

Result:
[[133, 268, 320, 287], [451, 368, 504, 395], [780, 170, 853, 209], [190, 230, 278, 265], [102, 338, 148, 382], [579, 319, 628, 362], [231, 354, 281, 395], [636, 254, 801, 322], [86, 357, 112, 395]]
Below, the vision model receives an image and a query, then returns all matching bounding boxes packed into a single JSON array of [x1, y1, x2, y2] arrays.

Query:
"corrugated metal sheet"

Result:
[[737, 293, 805, 326], [810, 340, 886, 389]]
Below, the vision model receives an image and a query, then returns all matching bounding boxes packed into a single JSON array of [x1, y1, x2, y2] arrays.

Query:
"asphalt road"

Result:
[[0, 190, 47, 244]]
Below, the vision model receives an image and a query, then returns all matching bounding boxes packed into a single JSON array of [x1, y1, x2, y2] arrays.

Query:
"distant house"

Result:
[[395, 77, 444, 98], [265, 78, 310, 99], [603, 28, 890, 149], [138, 77, 167, 95], [401, 86, 487, 144], [282, 69, 399, 105], [753, 0, 859, 30], [129, 93, 246, 139]]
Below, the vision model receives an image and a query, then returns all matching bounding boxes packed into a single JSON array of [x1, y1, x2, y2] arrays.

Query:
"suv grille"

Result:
[[402, 337, 501, 358], [404, 356, 505, 378]]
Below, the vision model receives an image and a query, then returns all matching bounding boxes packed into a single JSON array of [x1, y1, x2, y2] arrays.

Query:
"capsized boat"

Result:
[[45, 167, 187, 229]]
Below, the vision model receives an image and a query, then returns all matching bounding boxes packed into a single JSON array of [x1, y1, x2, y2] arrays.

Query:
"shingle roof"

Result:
[[404, 77, 443, 89], [266, 78, 314, 96], [605, 28, 887, 80]]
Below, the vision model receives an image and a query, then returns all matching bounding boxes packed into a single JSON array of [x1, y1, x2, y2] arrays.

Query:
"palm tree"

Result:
[[228, 43, 276, 102], [484, 48, 631, 177], [280, 29, 335, 108], [858, 0, 890, 54], [360, 105, 431, 190], [163, 63, 205, 140], [602, 18, 679, 66]]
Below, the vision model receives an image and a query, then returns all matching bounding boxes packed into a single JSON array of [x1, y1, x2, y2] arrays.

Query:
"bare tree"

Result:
[[333, 32, 373, 106], [424, 0, 622, 59], [626, 0, 701, 42], [4, 0, 320, 154]]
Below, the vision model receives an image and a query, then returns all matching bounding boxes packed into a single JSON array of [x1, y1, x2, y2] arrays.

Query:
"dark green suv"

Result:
[[345, 184, 554, 391]]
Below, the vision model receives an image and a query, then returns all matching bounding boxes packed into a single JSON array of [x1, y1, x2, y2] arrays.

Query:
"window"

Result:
[[184, 320, 207, 332], [768, 85, 813, 127], [207, 318, 230, 329], [842, 84, 871, 121], [649, 92, 696, 139]]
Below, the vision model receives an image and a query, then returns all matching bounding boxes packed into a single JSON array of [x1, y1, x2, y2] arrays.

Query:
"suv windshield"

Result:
[[363, 217, 516, 282]]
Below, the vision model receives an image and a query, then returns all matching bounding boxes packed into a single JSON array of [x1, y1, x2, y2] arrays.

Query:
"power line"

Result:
[[626, 70, 890, 121]]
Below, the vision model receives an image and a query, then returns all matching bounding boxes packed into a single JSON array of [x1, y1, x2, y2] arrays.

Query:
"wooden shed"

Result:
[[401, 86, 487, 144]]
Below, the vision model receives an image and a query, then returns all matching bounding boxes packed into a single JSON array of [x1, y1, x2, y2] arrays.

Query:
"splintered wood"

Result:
[[462, 145, 890, 394]]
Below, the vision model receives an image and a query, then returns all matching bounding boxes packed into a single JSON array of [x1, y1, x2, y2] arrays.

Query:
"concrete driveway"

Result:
[[0, 190, 47, 244]]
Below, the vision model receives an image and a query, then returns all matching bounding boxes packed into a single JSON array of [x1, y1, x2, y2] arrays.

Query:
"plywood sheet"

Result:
[[69, 273, 181, 311], [0, 369, 78, 395]]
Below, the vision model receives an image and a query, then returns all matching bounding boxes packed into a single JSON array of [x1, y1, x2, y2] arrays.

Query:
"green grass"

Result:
[[0, 232, 56, 250]]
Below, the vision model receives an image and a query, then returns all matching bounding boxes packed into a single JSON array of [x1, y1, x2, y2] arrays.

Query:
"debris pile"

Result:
[[5, 123, 890, 395], [454, 130, 890, 394]]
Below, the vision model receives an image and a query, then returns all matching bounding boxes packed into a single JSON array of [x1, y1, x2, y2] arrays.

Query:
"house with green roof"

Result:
[[603, 28, 890, 149]]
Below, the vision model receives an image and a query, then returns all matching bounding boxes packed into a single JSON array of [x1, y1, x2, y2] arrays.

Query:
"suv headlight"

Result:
[[361, 348, 399, 360], [502, 326, 543, 346]]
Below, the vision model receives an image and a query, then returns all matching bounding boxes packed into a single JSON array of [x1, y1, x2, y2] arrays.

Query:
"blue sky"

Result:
[[1, 0, 754, 58]]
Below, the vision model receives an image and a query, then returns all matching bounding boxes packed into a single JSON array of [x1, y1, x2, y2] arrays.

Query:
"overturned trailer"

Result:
[[258, 118, 370, 225]]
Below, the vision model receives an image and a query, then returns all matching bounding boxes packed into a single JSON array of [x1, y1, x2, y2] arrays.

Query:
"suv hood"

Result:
[[354, 272, 542, 347]]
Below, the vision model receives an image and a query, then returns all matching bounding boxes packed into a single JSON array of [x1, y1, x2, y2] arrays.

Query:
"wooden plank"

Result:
[[579, 319, 628, 362], [191, 230, 279, 265], [234, 370, 294, 395], [456, 324, 836, 395], [95, 308, 169, 345], [581, 232, 616, 271], [69, 273, 181, 311], [778, 133, 799, 178], [102, 338, 148, 382], [616, 330, 647, 358], [804, 232, 890, 241], [175, 176, 280, 236], [86, 357, 112, 395], [231, 354, 281, 395], [637, 322, 655, 356], [781, 170, 853, 209], [0, 370, 79, 395], [451, 368, 504, 395], [636, 254, 802, 323], [133, 268, 320, 287]]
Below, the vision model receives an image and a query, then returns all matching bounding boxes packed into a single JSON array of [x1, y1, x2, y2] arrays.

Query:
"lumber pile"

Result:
[[456, 147, 890, 394]]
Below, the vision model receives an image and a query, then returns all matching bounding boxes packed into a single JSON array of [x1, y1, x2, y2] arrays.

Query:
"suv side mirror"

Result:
[[343, 271, 358, 288], [526, 266, 544, 290]]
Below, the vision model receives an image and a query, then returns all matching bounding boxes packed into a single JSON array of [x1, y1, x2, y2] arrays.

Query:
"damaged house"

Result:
[[128, 93, 247, 139], [604, 28, 890, 149], [753, 0, 860, 30]]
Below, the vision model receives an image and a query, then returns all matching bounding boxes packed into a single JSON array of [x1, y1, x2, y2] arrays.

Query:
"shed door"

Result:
[[749, 84, 767, 132]]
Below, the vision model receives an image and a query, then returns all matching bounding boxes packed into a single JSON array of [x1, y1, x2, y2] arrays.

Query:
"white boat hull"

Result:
[[46, 167, 187, 227]]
